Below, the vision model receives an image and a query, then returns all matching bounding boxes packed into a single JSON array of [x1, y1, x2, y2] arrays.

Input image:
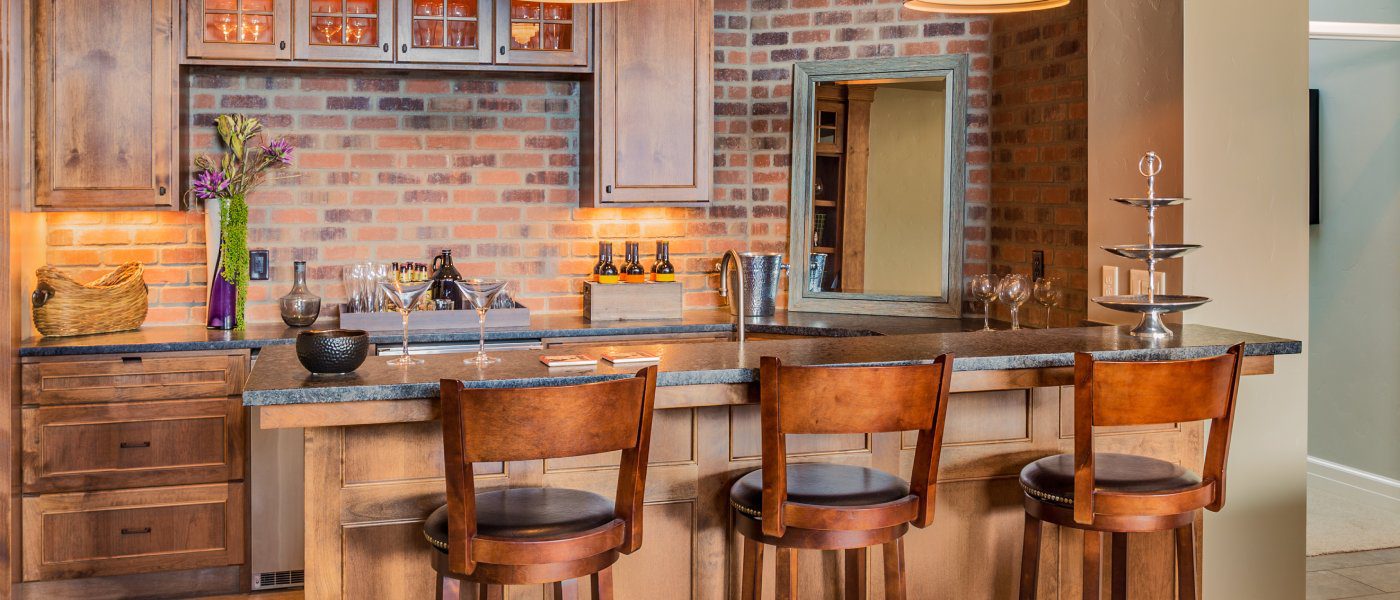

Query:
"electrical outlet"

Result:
[[1101, 266, 1119, 297], [1129, 269, 1167, 295], [1031, 250, 1045, 281], [249, 250, 270, 281]]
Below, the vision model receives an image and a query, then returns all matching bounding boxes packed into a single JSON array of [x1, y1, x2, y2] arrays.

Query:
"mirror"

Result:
[[788, 55, 967, 317]]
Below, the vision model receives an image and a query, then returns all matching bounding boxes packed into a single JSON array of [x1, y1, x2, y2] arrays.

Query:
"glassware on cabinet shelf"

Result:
[[451, 279, 509, 366], [996, 274, 1031, 331], [313, 16, 342, 43], [968, 274, 999, 331], [244, 0, 274, 10], [212, 13, 239, 41], [447, 0, 470, 17], [345, 17, 374, 45], [378, 273, 431, 367], [241, 14, 271, 42]]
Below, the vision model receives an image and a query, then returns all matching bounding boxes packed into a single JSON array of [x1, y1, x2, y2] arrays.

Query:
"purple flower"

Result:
[[261, 138, 294, 165], [192, 169, 229, 201]]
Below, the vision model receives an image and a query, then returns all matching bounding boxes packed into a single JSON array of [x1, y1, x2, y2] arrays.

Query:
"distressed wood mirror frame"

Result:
[[787, 54, 969, 317]]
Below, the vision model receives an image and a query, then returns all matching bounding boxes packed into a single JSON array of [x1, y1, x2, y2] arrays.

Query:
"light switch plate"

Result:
[[1101, 266, 1119, 297], [249, 250, 270, 281], [1129, 269, 1167, 295]]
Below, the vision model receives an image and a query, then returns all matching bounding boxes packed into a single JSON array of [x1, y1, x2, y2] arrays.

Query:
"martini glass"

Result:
[[453, 278, 509, 365], [378, 275, 431, 366]]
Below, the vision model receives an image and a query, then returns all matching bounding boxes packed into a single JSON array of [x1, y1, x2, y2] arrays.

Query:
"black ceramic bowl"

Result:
[[295, 329, 369, 375]]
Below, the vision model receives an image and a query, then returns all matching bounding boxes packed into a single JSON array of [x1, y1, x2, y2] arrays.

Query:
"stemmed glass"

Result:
[[997, 274, 1032, 330], [1032, 277, 1063, 328], [452, 278, 508, 366], [378, 272, 431, 366], [969, 274, 999, 331]]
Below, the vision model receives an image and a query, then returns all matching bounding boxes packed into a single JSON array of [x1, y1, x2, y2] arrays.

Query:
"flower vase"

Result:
[[207, 249, 238, 330]]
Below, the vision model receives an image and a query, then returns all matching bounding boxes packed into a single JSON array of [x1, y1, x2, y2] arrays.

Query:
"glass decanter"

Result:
[[280, 261, 322, 327]]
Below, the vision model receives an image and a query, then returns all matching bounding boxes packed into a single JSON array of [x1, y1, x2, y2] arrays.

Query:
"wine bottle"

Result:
[[589, 241, 606, 283], [598, 243, 620, 284], [624, 241, 647, 283], [652, 241, 675, 282]]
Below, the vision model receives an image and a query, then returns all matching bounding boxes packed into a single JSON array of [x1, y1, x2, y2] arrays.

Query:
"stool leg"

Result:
[[1111, 533, 1128, 600], [776, 547, 799, 600], [1083, 531, 1103, 600], [882, 539, 906, 600], [551, 579, 579, 600], [741, 537, 765, 600], [1175, 523, 1197, 600], [479, 583, 502, 600], [591, 566, 615, 600], [845, 547, 869, 600], [1019, 513, 1042, 600]]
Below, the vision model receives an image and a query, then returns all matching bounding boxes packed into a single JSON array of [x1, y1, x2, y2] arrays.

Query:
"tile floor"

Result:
[[1309, 547, 1400, 599]]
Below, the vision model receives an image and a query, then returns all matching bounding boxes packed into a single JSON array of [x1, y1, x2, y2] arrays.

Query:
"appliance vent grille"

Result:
[[254, 569, 305, 590]]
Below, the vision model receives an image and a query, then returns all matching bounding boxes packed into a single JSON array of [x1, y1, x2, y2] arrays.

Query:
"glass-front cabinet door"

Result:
[[494, 0, 588, 66], [187, 0, 292, 59], [294, 0, 394, 61], [395, 0, 493, 63]]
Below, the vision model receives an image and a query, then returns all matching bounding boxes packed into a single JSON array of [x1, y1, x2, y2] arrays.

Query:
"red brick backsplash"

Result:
[[40, 2, 1013, 327]]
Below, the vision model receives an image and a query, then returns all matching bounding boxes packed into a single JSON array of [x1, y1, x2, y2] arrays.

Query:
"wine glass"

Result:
[[997, 274, 1032, 330], [452, 278, 508, 366], [1032, 277, 1063, 328], [378, 272, 431, 366], [968, 274, 999, 331]]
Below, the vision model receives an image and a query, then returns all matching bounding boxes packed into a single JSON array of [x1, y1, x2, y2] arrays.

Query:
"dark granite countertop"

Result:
[[19, 310, 977, 357], [243, 324, 1301, 406]]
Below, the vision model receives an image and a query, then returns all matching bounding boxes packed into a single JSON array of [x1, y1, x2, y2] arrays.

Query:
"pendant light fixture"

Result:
[[902, 0, 1069, 14]]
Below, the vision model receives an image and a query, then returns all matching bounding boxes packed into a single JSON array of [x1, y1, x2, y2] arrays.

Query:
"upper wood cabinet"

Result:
[[186, 0, 292, 60], [395, 0, 493, 64], [495, 0, 588, 67], [34, 0, 178, 210], [583, 0, 713, 206], [294, 0, 394, 61]]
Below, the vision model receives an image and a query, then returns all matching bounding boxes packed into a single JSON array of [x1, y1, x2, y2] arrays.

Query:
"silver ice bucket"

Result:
[[720, 252, 788, 317]]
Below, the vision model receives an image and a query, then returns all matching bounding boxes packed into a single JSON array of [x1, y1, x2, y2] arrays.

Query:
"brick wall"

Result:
[[987, 1, 1088, 326], [41, 1, 999, 327]]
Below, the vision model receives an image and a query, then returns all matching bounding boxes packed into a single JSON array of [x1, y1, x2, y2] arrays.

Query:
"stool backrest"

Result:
[[1072, 344, 1245, 524], [439, 366, 658, 574], [758, 355, 954, 536]]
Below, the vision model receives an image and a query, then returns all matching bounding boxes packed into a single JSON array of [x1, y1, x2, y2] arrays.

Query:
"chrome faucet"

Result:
[[718, 250, 745, 343]]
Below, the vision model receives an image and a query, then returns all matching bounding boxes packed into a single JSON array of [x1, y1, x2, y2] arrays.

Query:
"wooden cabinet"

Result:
[[395, 0, 493, 64], [495, 0, 588, 67], [583, 0, 712, 206], [186, 0, 292, 59], [33, 0, 178, 210], [19, 351, 250, 585], [294, 0, 394, 61]]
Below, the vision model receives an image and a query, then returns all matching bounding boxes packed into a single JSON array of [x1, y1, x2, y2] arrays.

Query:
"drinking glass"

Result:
[[1032, 277, 1063, 328], [969, 274, 999, 331], [452, 279, 509, 366], [378, 273, 431, 366], [997, 274, 1031, 330]]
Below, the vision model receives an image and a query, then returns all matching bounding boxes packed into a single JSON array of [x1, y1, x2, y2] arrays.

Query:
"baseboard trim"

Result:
[[1308, 455, 1400, 514]]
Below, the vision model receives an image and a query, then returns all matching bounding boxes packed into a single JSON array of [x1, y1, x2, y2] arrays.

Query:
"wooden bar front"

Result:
[[264, 358, 1273, 599]]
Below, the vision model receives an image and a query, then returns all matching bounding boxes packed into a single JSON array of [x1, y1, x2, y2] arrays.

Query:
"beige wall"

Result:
[[864, 84, 947, 296], [1182, 0, 1309, 597]]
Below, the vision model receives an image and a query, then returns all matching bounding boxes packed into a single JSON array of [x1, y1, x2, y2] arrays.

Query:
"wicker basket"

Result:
[[32, 262, 148, 337]]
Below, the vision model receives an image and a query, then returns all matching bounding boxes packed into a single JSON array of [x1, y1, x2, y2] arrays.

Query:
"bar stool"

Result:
[[731, 355, 955, 600], [1017, 344, 1246, 600], [424, 366, 658, 599]]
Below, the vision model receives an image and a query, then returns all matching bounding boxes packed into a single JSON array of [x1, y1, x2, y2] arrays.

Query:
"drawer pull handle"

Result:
[[121, 356, 142, 364], [120, 441, 151, 449], [121, 527, 151, 535]]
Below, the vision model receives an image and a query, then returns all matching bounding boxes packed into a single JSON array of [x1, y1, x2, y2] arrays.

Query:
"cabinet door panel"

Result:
[[186, 0, 293, 59], [494, 0, 588, 66], [587, 0, 712, 205], [34, 0, 176, 209], [293, 0, 395, 61], [395, 0, 493, 64]]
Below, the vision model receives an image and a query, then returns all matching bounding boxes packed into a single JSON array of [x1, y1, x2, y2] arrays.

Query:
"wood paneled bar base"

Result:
[[259, 357, 1273, 599]]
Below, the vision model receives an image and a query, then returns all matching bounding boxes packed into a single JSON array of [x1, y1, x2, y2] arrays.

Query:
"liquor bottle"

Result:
[[624, 242, 647, 283], [598, 243, 620, 284], [651, 241, 676, 282], [589, 241, 606, 282]]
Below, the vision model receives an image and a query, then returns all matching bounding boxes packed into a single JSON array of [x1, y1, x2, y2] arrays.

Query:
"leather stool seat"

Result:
[[730, 463, 910, 518], [424, 487, 615, 551], [1019, 453, 1202, 507]]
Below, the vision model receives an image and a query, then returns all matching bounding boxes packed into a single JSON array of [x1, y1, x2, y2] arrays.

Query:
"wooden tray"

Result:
[[584, 281, 683, 321], [337, 303, 531, 332]]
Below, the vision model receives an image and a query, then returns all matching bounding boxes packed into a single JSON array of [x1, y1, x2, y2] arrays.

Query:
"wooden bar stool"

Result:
[[1017, 344, 1246, 600], [425, 366, 658, 599], [732, 355, 954, 600]]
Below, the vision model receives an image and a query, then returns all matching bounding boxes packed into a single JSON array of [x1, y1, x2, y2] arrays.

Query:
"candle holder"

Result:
[[1092, 152, 1211, 338]]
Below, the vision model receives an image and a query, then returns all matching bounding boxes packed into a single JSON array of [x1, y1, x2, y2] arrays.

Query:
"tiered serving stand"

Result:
[[1092, 152, 1211, 338]]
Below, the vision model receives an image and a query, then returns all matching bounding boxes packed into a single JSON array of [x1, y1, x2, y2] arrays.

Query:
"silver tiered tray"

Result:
[[1092, 152, 1211, 338]]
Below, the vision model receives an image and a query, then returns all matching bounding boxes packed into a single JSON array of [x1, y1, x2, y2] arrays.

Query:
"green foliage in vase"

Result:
[[189, 115, 295, 329]]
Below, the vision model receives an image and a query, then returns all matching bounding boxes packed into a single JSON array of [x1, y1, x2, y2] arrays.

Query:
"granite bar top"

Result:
[[243, 324, 1301, 406], [19, 310, 975, 357]]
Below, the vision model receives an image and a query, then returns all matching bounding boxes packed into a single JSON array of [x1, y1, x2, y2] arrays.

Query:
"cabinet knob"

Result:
[[121, 527, 151, 535], [158, 186, 166, 196], [605, 185, 613, 194], [280, 40, 287, 50], [120, 441, 151, 449], [499, 46, 506, 56]]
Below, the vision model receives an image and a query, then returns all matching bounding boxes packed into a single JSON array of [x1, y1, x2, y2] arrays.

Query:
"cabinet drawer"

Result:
[[22, 483, 245, 581], [23, 398, 245, 493], [22, 351, 248, 405]]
